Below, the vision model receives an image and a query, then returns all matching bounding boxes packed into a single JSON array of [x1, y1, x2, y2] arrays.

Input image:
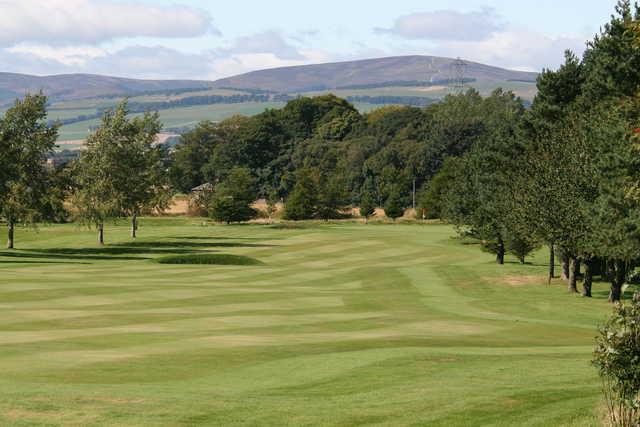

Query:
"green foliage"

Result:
[[208, 167, 257, 224], [316, 175, 348, 221], [505, 233, 540, 264], [418, 157, 459, 219], [442, 90, 525, 261], [0, 93, 59, 247], [156, 253, 262, 265], [359, 189, 376, 220], [73, 101, 169, 239], [384, 188, 405, 221], [283, 168, 318, 220], [594, 292, 640, 426]]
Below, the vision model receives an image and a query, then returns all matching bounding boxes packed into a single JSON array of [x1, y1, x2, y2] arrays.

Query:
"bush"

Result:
[[384, 189, 405, 221], [283, 168, 318, 220], [155, 253, 262, 265], [359, 191, 376, 222], [593, 292, 640, 426], [208, 167, 257, 223]]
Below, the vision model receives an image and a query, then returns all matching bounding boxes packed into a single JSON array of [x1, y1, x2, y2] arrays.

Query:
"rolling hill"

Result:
[[210, 55, 538, 93], [0, 55, 540, 141], [0, 73, 213, 105], [0, 56, 538, 105]]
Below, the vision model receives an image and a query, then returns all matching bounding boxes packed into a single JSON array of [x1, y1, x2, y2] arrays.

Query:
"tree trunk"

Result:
[[519, 255, 525, 264], [582, 258, 593, 298], [568, 256, 579, 293], [496, 239, 505, 265], [6, 221, 14, 249], [561, 252, 570, 282], [98, 223, 104, 246], [131, 214, 138, 239], [609, 260, 626, 303], [548, 244, 555, 282]]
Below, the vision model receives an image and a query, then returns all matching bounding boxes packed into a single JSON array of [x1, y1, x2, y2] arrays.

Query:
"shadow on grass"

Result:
[[0, 250, 142, 262], [169, 236, 272, 241], [0, 239, 275, 264], [0, 259, 91, 265], [110, 240, 276, 249]]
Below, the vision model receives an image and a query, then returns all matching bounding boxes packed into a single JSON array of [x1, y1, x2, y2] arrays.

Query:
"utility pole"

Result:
[[449, 57, 467, 94]]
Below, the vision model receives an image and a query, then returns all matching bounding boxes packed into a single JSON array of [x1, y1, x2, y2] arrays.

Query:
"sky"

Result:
[[0, 0, 620, 81]]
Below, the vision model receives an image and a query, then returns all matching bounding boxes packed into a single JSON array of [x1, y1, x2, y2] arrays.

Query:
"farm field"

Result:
[[0, 219, 611, 426], [53, 102, 287, 141], [53, 101, 383, 141], [305, 81, 538, 101]]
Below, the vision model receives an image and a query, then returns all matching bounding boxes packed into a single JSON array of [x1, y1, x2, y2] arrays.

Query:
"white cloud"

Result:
[[219, 31, 305, 60], [376, 8, 503, 41], [0, 0, 216, 47], [0, 42, 334, 81], [8, 45, 108, 67], [432, 29, 588, 71]]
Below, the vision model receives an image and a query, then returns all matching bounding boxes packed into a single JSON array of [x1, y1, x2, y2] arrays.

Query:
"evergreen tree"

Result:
[[359, 189, 376, 223], [209, 167, 257, 224], [283, 168, 318, 220], [384, 188, 404, 221], [317, 175, 347, 221], [443, 90, 526, 265]]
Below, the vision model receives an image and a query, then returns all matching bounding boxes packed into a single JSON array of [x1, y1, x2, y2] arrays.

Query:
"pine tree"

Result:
[[283, 168, 318, 220], [384, 188, 404, 221], [209, 167, 257, 224], [359, 191, 376, 223]]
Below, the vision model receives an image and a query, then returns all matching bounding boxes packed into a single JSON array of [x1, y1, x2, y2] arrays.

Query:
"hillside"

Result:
[[0, 56, 538, 106], [211, 55, 538, 93], [0, 55, 540, 141], [0, 73, 213, 105]]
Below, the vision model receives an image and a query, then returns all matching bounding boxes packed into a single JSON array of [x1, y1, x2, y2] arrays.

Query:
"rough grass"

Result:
[[0, 218, 613, 426], [155, 253, 262, 265]]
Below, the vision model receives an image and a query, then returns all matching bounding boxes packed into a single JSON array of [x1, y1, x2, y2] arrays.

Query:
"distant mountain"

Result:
[[0, 56, 538, 106], [0, 73, 213, 105], [210, 55, 538, 93]]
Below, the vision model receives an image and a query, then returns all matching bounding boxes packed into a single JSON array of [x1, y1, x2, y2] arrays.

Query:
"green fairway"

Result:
[[0, 219, 612, 426]]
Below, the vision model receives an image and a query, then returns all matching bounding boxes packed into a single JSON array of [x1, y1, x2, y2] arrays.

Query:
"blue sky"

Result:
[[0, 0, 620, 80]]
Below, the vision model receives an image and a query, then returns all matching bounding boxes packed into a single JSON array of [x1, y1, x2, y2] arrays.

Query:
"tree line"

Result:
[[4, 2, 640, 306]]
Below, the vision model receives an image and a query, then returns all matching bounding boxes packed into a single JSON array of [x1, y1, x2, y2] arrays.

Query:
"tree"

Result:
[[265, 188, 280, 223], [359, 187, 376, 223], [505, 233, 539, 265], [443, 90, 526, 265], [593, 292, 640, 426], [283, 168, 318, 220], [316, 175, 347, 221], [73, 103, 130, 245], [0, 93, 58, 249], [418, 157, 459, 219], [208, 167, 257, 224], [384, 188, 404, 221], [118, 111, 171, 238]]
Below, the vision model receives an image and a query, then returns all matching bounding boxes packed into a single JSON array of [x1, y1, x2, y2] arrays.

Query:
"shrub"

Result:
[[384, 189, 405, 221], [593, 292, 640, 426], [359, 191, 376, 222]]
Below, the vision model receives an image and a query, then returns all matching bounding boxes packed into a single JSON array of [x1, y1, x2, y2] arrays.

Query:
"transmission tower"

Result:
[[449, 57, 467, 94]]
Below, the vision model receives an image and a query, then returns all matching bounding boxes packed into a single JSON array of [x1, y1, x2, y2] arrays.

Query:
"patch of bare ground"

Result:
[[500, 275, 543, 287]]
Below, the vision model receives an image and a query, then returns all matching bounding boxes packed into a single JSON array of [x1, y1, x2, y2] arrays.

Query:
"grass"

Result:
[[56, 102, 286, 141], [156, 253, 262, 265], [0, 218, 614, 426]]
